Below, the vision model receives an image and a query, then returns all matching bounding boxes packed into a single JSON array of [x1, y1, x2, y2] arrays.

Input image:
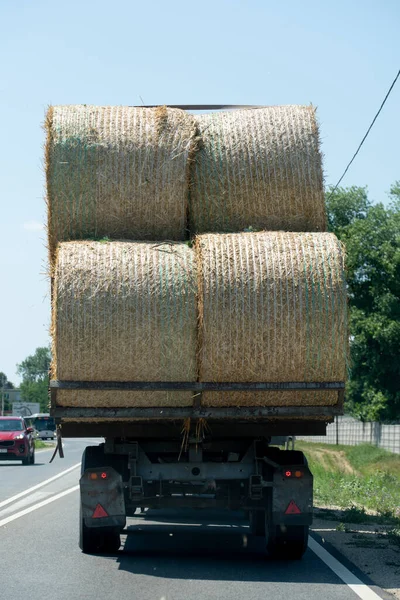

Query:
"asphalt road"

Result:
[[0, 438, 386, 600]]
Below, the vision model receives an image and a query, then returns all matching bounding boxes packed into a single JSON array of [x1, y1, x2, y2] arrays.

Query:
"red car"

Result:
[[0, 417, 35, 465]]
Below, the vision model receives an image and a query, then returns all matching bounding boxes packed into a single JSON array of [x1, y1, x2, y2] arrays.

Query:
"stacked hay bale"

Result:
[[46, 103, 347, 415], [196, 231, 347, 408], [190, 105, 326, 234], [52, 241, 197, 408], [45, 105, 196, 260], [188, 106, 347, 413]]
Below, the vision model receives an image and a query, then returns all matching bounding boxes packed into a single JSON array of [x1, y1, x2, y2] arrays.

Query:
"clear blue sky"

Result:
[[1, 0, 399, 384]]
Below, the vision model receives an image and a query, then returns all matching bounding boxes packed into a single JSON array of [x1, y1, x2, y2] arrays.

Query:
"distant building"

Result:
[[5, 390, 22, 404]]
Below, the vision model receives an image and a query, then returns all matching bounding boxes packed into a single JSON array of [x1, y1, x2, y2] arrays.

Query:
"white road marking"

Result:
[[0, 491, 55, 518], [0, 485, 79, 528], [309, 536, 383, 600], [0, 462, 81, 510]]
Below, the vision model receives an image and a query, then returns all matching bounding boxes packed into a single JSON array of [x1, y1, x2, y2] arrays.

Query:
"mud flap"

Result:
[[272, 465, 313, 526], [80, 466, 126, 529]]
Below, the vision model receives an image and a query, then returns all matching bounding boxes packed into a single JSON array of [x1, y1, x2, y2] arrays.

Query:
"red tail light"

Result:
[[284, 470, 304, 478]]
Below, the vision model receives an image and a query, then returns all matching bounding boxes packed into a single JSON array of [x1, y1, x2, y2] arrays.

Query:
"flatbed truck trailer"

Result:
[[50, 380, 344, 558]]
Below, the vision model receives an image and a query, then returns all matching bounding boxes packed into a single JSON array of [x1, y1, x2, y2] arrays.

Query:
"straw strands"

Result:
[[196, 231, 347, 407], [52, 241, 197, 407], [190, 106, 326, 234], [46, 105, 196, 259]]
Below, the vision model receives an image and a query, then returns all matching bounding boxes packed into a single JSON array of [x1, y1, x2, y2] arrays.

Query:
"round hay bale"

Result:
[[196, 231, 347, 407], [190, 106, 326, 233], [46, 105, 196, 259], [52, 240, 197, 408]]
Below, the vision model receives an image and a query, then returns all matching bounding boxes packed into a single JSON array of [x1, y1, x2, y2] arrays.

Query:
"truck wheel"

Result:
[[267, 525, 309, 560], [79, 505, 101, 553], [81, 445, 105, 472], [103, 530, 121, 552], [275, 450, 307, 466], [249, 510, 266, 536]]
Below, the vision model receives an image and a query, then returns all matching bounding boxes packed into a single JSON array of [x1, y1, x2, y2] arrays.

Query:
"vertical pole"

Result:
[[1, 376, 5, 416], [336, 389, 344, 446]]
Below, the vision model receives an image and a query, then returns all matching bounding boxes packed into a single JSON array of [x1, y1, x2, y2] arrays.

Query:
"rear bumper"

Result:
[[36, 431, 55, 439]]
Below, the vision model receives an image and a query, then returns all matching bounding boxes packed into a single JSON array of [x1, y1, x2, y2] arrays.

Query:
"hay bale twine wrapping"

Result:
[[196, 231, 347, 407], [190, 106, 326, 234], [52, 240, 197, 408], [46, 105, 196, 259]]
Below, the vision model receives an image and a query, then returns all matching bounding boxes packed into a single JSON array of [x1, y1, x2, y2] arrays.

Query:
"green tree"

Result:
[[17, 347, 51, 412], [326, 185, 371, 234], [0, 372, 15, 412], [326, 184, 400, 421], [18, 379, 50, 411]]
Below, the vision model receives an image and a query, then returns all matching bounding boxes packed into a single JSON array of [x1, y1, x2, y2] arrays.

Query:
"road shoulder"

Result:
[[312, 510, 400, 599]]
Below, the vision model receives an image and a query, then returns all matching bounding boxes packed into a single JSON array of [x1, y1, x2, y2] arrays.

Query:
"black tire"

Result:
[[267, 524, 309, 559], [272, 450, 307, 466], [30, 449, 35, 465], [21, 453, 31, 465], [79, 505, 121, 553], [249, 510, 266, 536], [81, 445, 105, 472], [79, 503, 100, 553], [103, 530, 121, 552]]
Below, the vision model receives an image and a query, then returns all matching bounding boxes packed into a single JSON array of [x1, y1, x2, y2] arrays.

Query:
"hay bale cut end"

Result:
[[56, 390, 194, 408], [196, 231, 348, 407], [46, 105, 197, 260], [190, 105, 326, 234], [52, 240, 197, 408], [202, 390, 339, 407]]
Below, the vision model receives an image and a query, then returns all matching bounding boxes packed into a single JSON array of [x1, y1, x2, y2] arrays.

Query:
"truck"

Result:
[[48, 104, 345, 559], [50, 380, 344, 558]]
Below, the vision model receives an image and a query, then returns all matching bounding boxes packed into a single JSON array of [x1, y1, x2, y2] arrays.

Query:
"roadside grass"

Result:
[[345, 444, 400, 477], [34, 439, 52, 449], [295, 441, 400, 523]]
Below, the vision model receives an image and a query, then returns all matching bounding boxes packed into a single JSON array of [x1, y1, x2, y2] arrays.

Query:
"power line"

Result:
[[328, 68, 400, 198]]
